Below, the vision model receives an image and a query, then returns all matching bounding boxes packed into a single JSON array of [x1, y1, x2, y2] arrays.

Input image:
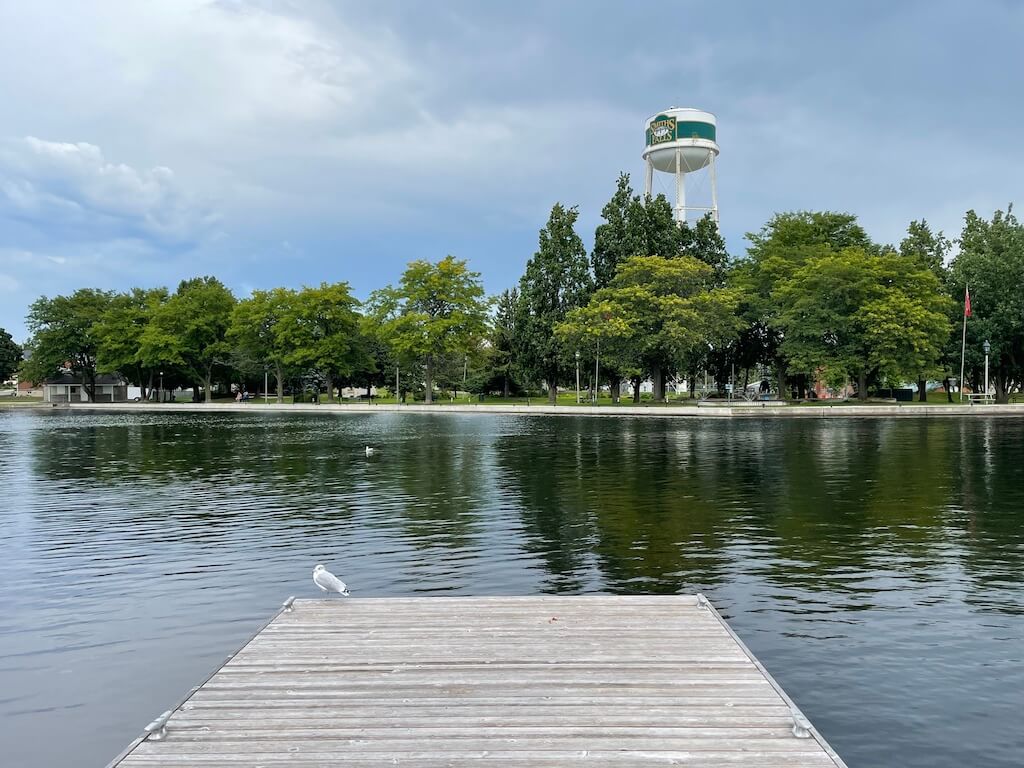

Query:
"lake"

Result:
[[0, 409, 1021, 767]]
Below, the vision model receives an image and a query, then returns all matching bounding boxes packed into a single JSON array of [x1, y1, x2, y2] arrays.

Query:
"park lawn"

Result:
[[0, 395, 44, 407]]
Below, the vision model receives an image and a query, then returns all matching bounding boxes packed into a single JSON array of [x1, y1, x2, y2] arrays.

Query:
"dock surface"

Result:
[[109, 596, 847, 767]]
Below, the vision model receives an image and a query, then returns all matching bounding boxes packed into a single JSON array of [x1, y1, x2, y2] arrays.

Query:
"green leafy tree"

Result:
[[228, 288, 297, 403], [949, 207, 1024, 402], [741, 211, 877, 397], [899, 220, 953, 400], [140, 277, 236, 402], [485, 288, 522, 398], [592, 173, 637, 289], [518, 204, 592, 403], [680, 214, 729, 280], [276, 282, 366, 402], [24, 289, 115, 400], [0, 328, 22, 382], [370, 256, 488, 404], [94, 287, 169, 399], [774, 247, 951, 399], [558, 255, 742, 401]]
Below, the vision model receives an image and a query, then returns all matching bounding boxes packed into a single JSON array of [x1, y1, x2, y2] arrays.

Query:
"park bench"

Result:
[[966, 393, 995, 405]]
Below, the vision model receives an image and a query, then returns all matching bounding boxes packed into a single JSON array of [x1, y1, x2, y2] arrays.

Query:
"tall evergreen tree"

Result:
[[592, 173, 636, 289], [518, 203, 592, 403]]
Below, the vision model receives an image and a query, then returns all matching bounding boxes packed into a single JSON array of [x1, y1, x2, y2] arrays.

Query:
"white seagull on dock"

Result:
[[312, 564, 351, 596]]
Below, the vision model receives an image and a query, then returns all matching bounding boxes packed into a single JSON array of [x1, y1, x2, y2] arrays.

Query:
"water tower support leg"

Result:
[[644, 158, 653, 199], [710, 151, 719, 224], [675, 149, 685, 225]]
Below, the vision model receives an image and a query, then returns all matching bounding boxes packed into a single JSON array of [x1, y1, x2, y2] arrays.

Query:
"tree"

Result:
[[24, 289, 115, 400], [276, 282, 367, 402], [680, 214, 729, 280], [557, 255, 743, 401], [949, 207, 1024, 402], [899, 220, 952, 400], [94, 287, 168, 400], [0, 328, 22, 382], [592, 173, 637, 289], [228, 288, 297, 403], [774, 247, 951, 399], [487, 288, 522, 398], [518, 204, 592, 403], [371, 256, 489, 404], [140, 277, 235, 403], [740, 211, 878, 397]]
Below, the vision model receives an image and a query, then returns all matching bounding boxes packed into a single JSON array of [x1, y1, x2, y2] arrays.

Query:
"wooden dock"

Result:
[[108, 595, 848, 767]]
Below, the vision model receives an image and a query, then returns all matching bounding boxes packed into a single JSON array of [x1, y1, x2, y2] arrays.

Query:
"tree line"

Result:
[[5, 173, 1023, 403]]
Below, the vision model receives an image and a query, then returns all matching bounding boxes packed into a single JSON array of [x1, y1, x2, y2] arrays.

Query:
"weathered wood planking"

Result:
[[108, 596, 848, 767]]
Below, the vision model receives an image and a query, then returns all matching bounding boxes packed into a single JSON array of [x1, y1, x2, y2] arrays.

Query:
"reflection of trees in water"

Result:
[[388, 419, 488, 551], [951, 419, 1024, 606], [23, 412, 1024, 610]]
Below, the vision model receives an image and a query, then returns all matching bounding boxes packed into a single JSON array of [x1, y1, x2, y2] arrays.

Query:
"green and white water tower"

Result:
[[642, 107, 719, 224]]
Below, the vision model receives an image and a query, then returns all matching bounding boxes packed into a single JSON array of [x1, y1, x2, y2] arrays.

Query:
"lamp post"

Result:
[[983, 339, 991, 396], [395, 364, 400, 405], [159, 371, 164, 403], [264, 367, 269, 405], [575, 350, 581, 404], [594, 337, 600, 405]]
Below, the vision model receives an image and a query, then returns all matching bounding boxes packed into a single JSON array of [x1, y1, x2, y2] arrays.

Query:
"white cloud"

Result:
[[0, 137, 217, 247]]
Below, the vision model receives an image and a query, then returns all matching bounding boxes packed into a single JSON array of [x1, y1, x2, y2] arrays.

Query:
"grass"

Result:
[[0, 395, 44, 407]]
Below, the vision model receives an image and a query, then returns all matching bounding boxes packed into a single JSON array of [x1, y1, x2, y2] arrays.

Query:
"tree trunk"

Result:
[[917, 377, 928, 402], [742, 368, 750, 395], [995, 374, 1009, 404], [203, 370, 213, 403], [366, 382, 372, 400], [424, 356, 433, 404], [547, 368, 557, 404], [142, 369, 152, 401], [275, 363, 283, 403], [610, 378, 620, 403], [688, 372, 696, 399], [942, 376, 953, 403], [632, 376, 641, 403], [857, 369, 868, 401], [503, 374, 509, 399], [652, 364, 664, 402], [776, 364, 786, 401]]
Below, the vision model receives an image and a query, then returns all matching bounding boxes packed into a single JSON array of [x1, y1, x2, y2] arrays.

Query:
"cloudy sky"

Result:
[[1, 1, 1021, 339]]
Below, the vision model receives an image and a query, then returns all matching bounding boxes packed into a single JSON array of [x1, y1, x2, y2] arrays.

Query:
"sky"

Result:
[[0, 0, 1022, 340]]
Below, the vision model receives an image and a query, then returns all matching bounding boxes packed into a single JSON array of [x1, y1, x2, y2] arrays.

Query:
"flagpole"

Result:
[[958, 283, 969, 403]]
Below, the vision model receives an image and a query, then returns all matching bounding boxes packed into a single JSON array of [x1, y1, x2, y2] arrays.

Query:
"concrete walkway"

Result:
[[60, 401, 1024, 418]]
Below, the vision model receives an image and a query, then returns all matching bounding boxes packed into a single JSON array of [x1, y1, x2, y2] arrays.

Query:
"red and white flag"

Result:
[[964, 286, 972, 318]]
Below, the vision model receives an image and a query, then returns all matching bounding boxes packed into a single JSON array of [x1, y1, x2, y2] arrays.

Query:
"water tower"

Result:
[[642, 107, 719, 224]]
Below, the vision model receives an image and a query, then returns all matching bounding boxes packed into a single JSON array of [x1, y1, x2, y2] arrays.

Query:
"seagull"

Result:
[[312, 564, 350, 596], [364, 446, 375, 456]]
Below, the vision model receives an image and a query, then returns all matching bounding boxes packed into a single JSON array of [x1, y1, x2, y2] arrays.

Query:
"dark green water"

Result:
[[1, 410, 1022, 767]]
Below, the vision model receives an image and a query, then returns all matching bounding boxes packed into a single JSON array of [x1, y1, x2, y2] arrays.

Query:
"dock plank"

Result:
[[109, 596, 847, 768]]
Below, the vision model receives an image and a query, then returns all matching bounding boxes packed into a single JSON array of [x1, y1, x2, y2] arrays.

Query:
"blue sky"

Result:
[[1, 1, 1021, 340]]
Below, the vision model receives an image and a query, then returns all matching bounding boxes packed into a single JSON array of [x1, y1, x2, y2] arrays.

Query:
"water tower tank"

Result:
[[642, 107, 719, 224]]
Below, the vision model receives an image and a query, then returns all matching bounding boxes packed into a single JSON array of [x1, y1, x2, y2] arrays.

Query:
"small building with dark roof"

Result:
[[42, 373, 129, 403]]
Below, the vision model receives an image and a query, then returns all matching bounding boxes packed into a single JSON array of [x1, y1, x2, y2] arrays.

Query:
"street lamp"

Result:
[[575, 350, 581, 404], [159, 371, 164, 403], [983, 339, 991, 396], [594, 337, 600, 404]]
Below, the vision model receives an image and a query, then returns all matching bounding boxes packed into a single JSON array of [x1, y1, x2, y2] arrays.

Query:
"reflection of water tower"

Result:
[[642, 107, 719, 224]]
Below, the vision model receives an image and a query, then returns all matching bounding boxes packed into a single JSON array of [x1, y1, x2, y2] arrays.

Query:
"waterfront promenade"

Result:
[[54, 400, 1024, 419]]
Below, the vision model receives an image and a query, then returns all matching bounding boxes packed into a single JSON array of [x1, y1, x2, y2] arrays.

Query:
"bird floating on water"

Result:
[[364, 446, 375, 456], [312, 564, 350, 596]]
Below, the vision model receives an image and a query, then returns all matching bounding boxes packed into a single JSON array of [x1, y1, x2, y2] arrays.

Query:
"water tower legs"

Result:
[[644, 157, 654, 200], [709, 151, 719, 224], [674, 149, 686, 224]]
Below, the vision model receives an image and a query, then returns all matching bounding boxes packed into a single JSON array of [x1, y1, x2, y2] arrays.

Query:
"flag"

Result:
[[964, 286, 972, 318]]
